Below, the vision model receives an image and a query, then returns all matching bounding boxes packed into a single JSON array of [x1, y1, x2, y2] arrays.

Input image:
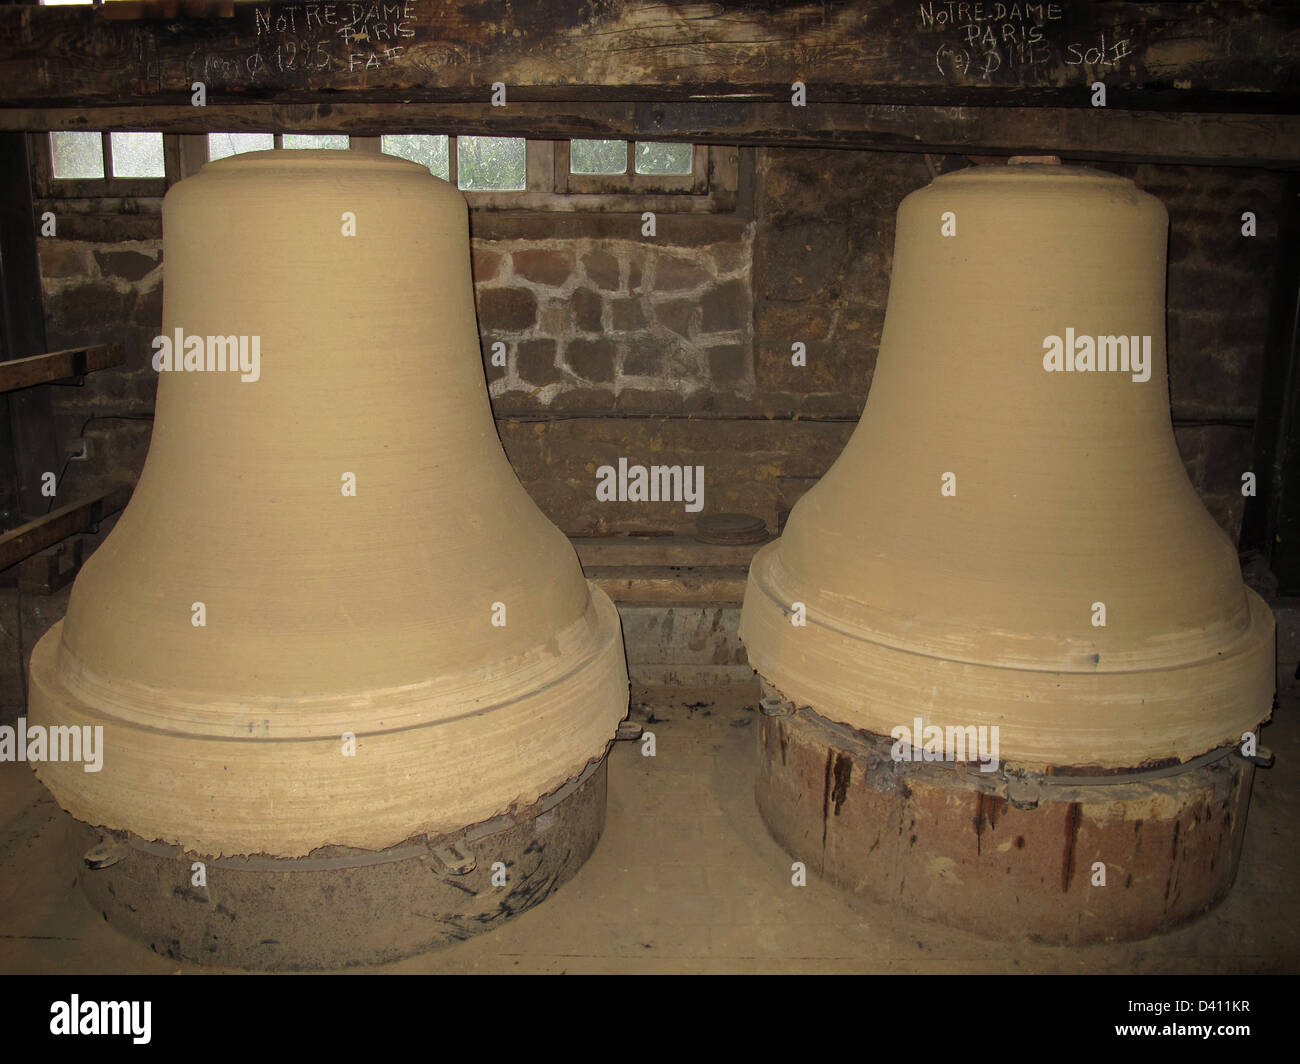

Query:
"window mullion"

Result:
[[101, 131, 113, 192]]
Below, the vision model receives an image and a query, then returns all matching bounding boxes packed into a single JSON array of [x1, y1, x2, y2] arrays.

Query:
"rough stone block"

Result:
[[652, 253, 710, 293], [470, 246, 504, 284], [700, 279, 750, 334], [582, 250, 621, 291], [38, 241, 93, 280], [756, 300, 832, 342], [708, 240, 751, 276], [93, 249, 160, 283], [611, 298, 647, 332], [622, 336, 668, 378], [571, 287, 604, 333], [516, 338, 561, 386], [707, 344, 750, 385], [512, 248, 575, 287], [565, 337, 617, 383], [755, 223, 849, 303], [45, 282, 133, 348], [477, 286, 537, 332], [653, 298, 696, 338]]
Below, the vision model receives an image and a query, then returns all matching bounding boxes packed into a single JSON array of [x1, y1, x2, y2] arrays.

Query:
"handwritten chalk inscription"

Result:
[[918, 2, 1132, 81], [198, 1, 419, 85], [255, 2, 416, 72]]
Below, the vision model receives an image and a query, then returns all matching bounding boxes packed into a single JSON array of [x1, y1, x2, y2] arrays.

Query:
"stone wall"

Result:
[[37, 234, 160, 505], [472, 220, 755, 415], [1127, 162, 1280, 535]]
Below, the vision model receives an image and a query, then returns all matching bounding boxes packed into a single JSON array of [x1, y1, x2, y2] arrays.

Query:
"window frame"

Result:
[[557, 140, 707, 195], [33, 131, 176, 198], [36, 131, 737, 214], [184, 135, 735, 211]]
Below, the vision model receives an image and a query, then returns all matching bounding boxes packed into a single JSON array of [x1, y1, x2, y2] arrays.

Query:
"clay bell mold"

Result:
[[28, 149, 630, 861], [739, 161, 1274, 772]]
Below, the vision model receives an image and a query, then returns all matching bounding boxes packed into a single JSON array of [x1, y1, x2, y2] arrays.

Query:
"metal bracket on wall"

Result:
[[0, 483, 132, 572], [17, 537, 83, 594], [0, 344, 123, 394]]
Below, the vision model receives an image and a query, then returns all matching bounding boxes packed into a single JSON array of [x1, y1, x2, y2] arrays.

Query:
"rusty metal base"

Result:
[[755, 696, 1257, 945], [74, 756, 607, 970]]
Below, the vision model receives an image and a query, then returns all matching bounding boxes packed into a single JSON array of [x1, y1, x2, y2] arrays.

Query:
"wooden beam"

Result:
[[588, 566, 749, 606], [0, 1, 1297, 113], [17, 538, 83, 595], [0, 344, 124, 394], [102, 0, 236, 19], [7, 100, 1300, 166], [0, 484, 132, 573], [573, 533, 766, 569]]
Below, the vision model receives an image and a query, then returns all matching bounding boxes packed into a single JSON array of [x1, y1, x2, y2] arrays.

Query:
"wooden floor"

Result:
[[1, 683, 1297, 974]]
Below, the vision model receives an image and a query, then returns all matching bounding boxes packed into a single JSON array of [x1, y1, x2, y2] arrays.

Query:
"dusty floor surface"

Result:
[[1, 683, 1297, 974]]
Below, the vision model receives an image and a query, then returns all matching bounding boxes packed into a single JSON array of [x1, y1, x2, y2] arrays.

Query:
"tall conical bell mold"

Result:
[[740, 159, 1275, 944], [26, 150, 629, 968]]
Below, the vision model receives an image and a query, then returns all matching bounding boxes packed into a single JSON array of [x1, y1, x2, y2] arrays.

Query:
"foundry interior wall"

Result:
[[0, 142, 1284, 720]]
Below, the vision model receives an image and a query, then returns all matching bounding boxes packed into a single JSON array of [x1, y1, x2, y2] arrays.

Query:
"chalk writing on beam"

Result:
[[197, 1, 420, 85], [1065, 36, 1134, 67], [917, 2, 1133, 82]]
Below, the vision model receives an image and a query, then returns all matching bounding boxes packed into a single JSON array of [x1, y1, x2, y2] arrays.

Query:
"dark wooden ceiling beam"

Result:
[[1, 1, 1297, 114], [5, 100, 1298, 167]]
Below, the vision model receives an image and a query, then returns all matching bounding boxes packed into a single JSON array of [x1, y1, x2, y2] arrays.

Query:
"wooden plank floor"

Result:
[[1, 683, 1296, 974]]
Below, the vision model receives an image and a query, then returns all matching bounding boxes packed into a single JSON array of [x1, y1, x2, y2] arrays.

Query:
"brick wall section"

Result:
[[753, 148, 937, 418], [1124, 163, 1279, 422], [36, 233, 161, 506], [473, 232, 755, 415], [1112, 161, 1281, 536]]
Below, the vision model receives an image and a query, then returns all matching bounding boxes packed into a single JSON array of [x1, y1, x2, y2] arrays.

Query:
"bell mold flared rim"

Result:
[[47, 585, 622, 738], [740, 540, 1275, 771], [748, 540, 1260, 676], [27, 583, 630, 858]]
